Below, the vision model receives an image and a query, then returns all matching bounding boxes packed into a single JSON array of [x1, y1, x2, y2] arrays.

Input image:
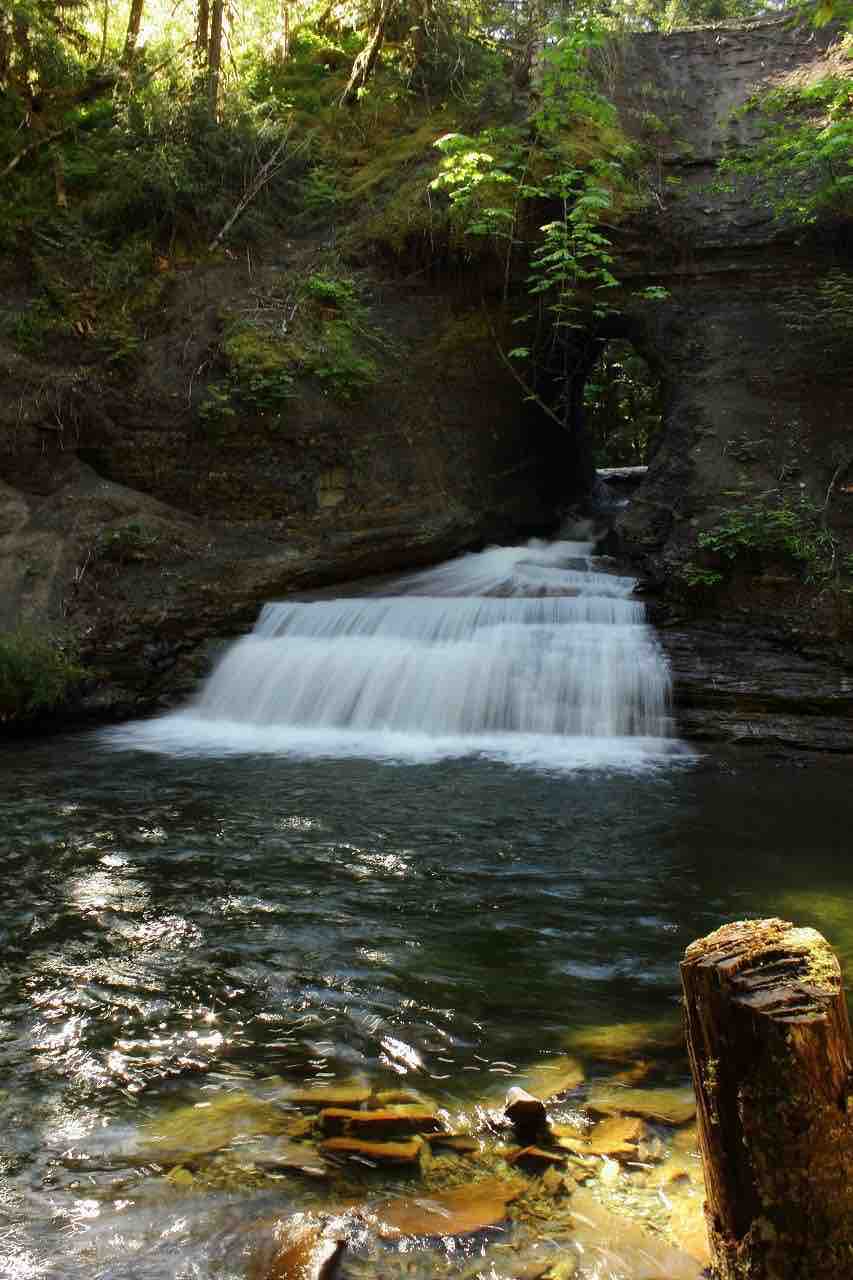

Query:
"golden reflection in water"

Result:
[[108, 915, 203, 950]]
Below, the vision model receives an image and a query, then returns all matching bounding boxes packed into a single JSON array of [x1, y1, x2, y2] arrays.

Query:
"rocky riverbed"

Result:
[[66, 1018, 709, 1280]]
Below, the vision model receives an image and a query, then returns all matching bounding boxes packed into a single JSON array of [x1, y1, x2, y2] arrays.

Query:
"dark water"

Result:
[[2, 733, 853, 1276]]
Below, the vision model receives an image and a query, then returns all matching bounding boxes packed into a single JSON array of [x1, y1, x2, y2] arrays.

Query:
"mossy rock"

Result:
[[140, 1091, 292, 1162]]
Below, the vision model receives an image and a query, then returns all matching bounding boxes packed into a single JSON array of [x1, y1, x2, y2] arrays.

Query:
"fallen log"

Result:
[[681, 917, 853, 1279]]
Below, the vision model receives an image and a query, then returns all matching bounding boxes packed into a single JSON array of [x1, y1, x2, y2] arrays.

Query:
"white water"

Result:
[[109, 537, 681, 769]]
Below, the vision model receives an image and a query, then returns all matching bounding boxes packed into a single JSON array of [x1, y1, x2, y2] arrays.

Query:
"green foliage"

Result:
[[535, 19, 618, 137], [525, 169, 619, 329], [305, 318, 378, 399], [0, 629, 84, 723], [222, 326, 296, 411], [719, 58, 853, 224], [95, 522, 162, 563], [203, 265, 380, 420], [300, 268, 380, 398], [585, 340, 663, 465], [198, 380, 239, 433], [696, 493, 836, 583], [431, 127, 523, 245], [773, 270, 853, 372], [200, 323, 297, 430], [4, 299, 62, 352], [681, 563, 725, 589], [304, 272, 359, 307], [298, 164, 342, 219]]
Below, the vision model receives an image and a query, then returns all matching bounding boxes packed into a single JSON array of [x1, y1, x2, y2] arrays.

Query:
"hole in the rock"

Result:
[[585, 339, 663, 468]]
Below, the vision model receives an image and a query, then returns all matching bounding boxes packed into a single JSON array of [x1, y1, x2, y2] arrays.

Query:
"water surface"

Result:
[[3, 738, 853, 1277], [2, 536, 852, 1278]]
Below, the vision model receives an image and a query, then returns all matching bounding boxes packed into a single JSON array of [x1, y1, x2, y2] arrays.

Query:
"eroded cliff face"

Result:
[[607, 16, 853, 601], [0, 244, 565, 721], [596, 16, 853, 750]]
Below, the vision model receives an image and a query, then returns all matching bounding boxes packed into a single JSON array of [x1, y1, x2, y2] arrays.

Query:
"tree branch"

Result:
[[482, 306, 571, 435]]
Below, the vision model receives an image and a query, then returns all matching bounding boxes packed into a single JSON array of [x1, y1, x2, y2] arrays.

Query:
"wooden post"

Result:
[[681, 918, 853, 1280]]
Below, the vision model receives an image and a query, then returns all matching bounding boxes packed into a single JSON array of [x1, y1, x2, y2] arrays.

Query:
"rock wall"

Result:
[[585, 15, 853, 748], [0, 250, 567, 720], [603, 16, 853, 603]]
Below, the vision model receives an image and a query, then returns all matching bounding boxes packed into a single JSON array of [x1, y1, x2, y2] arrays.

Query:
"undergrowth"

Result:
[[683, 492, 849, 591], [200, 260, 381, 429], [716, 41, 853, 224], [0, 630, 85, 723]]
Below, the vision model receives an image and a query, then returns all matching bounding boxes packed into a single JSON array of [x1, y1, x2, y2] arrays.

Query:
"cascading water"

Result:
[[114, 536, 679, 769]]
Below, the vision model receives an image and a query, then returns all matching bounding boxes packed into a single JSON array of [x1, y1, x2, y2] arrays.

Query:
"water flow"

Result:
[[116, 537, 677, 767]]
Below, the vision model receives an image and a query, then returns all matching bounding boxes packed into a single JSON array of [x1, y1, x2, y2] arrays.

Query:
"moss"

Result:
[[436, 313, 493, 353], [786, 926, 841, 994], [304, 318, 378, 400], [141, 1091, 291, 1162], [220, 325, 296, 414], [347, 113, 457, 201], [0, 629, 84, 723]]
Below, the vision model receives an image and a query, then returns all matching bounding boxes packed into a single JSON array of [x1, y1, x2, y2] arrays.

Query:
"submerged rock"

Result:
[[564, 1020, 684, 1064], [320, 1105, 442, 1138], [568, 1186, 703, 1280], [505, 1087, 548, 1139], [374, 1176, 525, 1238], [585, 1085, 696, 1127], [319, 1136, 424, 1163], [584, 1115, 647, 1159], [240, 1135, 328, 1178], [507, 1146, 568, 1172], [281, 1080, 372, 1108], [515, 1056, 585, 1101], [374, 1089, 430, 1106], [252, 1213, 346, 1280], [423, 1133, 480, 1153], [141, 1091, 291, 1161], [671, 1124, 699, 1154]]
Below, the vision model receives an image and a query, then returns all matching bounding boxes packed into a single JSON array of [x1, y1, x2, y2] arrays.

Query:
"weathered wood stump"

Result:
[[681, 918, 853, 1280]]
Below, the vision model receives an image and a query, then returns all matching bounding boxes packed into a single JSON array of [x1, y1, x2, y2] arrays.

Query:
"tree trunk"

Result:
[[1, 7, 14, 87], [196, 0, 210, 63], [275, 0, 291, 62], [52, 149, 68, 208], [207, 0, 224, 114], [409, 0, 433, 83], [98, 0, 110, 68], [339, 0, 394, 107], [681, 917, 853, 1280], [122, 0, 145, 67]]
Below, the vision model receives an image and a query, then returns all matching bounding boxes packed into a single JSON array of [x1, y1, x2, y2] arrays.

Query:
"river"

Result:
[[2, 537, 852, 1278]]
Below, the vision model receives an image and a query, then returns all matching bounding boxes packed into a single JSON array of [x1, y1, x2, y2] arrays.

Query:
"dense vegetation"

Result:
[[0, 629, 84, 721], [3, 0, 847, 426]]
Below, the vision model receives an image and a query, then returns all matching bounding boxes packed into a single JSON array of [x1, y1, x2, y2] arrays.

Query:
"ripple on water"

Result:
[[2, 708, 853, 1274]]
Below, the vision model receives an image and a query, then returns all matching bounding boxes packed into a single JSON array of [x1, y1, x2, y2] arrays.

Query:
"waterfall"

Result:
[[109, 538, 680, 769]]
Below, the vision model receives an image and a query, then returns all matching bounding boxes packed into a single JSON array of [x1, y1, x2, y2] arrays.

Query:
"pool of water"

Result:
[[2, 733, 853, 1278]]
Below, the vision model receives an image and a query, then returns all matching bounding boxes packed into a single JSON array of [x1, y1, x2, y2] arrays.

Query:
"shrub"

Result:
[[695, 494, 837, 585], [0, 630, 84, 723], [306, 318, 378, 399]]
